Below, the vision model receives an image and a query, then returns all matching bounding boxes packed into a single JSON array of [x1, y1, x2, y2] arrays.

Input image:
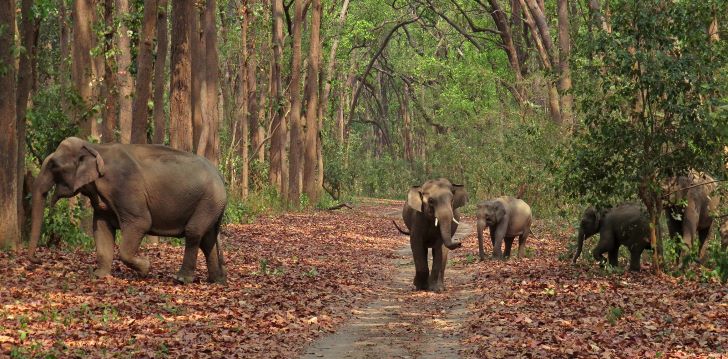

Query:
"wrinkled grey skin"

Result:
[[400, 178, 468, 292], [663, 171, 720, 264], [573, 204, 650, 271], [28, 137, 228, 284], [476, 197, 532, 260]]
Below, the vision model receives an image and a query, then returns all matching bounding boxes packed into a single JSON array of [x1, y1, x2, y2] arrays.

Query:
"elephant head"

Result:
[[572, 206, 603, 263], [407, 178, 468, 250], [28, 137, 105, 261], [477, 201, 506, 229]]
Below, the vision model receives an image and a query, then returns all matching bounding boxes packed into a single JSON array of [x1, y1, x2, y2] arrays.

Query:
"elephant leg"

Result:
[[607, 246, 619, 267], [681, 205, 699, 264], [118, 226, 151, 276], [592, 236, 610, 264], [175, 235, 202, 284], [504, 237, 514, 258], [697, 225, 712, 264], [720, 219, 728, 251], [477, 223, 486, 261], [411, 237, 429, 290], [200, 225, 226, 284], [517, 227, 530, 258], [629, 247, 643, 271], [92, 216, 115, 278], [428, 245, 448, 292]]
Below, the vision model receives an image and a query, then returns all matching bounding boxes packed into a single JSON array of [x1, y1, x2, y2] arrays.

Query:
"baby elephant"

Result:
[[477, 197, 532, 260], [573, 203, 651, 271]]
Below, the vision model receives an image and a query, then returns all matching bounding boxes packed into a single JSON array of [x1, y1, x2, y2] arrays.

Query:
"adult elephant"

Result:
[[663, 171, 720, 264], [394, 178, 468, 292], [476, 197, 532, 260], [572, 204, 651, 271], [27, 137, 228, 284]]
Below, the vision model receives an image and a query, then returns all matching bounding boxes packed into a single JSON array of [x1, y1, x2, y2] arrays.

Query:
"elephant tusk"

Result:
[[435, 218, 439, 227], [452, 218, 460, 225]]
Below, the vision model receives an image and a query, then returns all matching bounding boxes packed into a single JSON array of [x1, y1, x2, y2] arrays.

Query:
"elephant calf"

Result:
[[573, 204, 651, 271], [476, 197, 532, 260], [396, 178, 468, 292], [28, 137, 228, 284]]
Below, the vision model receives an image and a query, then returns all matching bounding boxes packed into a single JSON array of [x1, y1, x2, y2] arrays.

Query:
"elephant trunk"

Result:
[[573, 229, 585, 263], [28, 158, 55, 262], [436, 207, 461, 250]]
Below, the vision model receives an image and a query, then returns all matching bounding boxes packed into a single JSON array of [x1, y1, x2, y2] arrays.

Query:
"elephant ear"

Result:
[[73, 145, 105, 192], [494, 201, 507, 223], [407, 186, 425, 212], [452, 184, 468, 209]]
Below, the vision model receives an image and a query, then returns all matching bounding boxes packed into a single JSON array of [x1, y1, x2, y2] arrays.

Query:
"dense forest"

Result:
[[0, 0, 727, 356]]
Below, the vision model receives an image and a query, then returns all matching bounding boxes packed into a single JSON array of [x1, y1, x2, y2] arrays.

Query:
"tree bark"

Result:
[[59, 0, 70, 86], [238, 0, 251, 198], [169, 0, 193, 152], [152, 0, 168, 144], [269, 0, 287, 194], [131, 0, 158, 144], [201, 0, 220, 164], [320, 0, 350, 120], [557, 0, 573, 126], [287, 0, 305, 205], [303, 0, 322, 203], [487, 0, 523, 101], [116, 0, 134, 143], [72, 0, 97, 137], [190, 4, 203, 152], [101, 0, 118, 143], [17, 0, 36, 238], [0, 0, 19, 249]]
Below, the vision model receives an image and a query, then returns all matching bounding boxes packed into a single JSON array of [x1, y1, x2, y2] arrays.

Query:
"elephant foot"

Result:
[[428, 282, 445, 292], [173, 270, 195, 284], [92, 268, 112, 279], [207, 271, 227, 285], [136, 257, 151, 276]]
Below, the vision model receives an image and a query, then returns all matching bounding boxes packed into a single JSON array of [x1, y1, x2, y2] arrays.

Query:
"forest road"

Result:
[[300, 204, 477, 359]]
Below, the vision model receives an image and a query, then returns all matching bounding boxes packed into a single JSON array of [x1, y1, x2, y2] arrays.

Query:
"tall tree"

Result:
[[201, 0, 220, 163], [190, 3, 203, 150], [557, 0, 573, 125], [0, 0, 19, 249], [17, 0, 36, 236], [131, 0, 159, 144], [71, 0, 97, 137], [237, 0, 251, 198], [303, 0, 322, 203], [269, 0, 287, 194], [152, 0, 169, 144], [169, 0, 193, 151], [116, 0, 134, 143], [287, 0, 305, 205], [101, 0, 118, 142]]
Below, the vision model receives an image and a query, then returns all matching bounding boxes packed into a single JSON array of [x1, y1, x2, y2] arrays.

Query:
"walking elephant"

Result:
[[393, 178, 469, 292], [663, 171, 720, 264], [27, 137, 228, 284], [573, 204, 651, 271], [476, 197, 532, 260]]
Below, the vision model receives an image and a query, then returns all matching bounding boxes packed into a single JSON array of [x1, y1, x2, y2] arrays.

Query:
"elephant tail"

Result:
[[392, 220, 410, 235], [214, 214, 226, 275]]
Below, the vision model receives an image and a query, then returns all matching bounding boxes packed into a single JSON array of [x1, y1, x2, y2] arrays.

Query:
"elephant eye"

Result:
[[427, 198, 435, 205]]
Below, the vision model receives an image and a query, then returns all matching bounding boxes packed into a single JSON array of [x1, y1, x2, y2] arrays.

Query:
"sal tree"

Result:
[[562, 0, 728, 270]]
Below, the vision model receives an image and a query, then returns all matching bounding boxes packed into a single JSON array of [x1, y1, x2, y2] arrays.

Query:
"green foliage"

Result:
[[25, 85, 83, 163], [606, 306, 623, 325], [41, 198, 94, 251]]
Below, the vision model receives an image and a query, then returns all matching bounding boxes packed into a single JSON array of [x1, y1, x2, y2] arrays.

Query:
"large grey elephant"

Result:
[[394, 178, 468, 292], [663, 171, 720, 264], [476, 197, 532, 260], [28, 137, 228, 284], [573, 204, 651, 271]]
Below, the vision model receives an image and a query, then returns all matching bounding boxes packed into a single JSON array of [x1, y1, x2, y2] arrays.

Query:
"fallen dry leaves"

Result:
[[1, 201, 727, 358]]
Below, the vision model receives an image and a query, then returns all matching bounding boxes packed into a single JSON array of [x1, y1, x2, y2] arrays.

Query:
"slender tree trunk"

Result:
[[72, 0, 96, 137], [190, 4, 203, 151], [202, 0, 220, 164], [152, 0, 169, 144], [303, 0, 322, 203], [269, 0, 286, 194], [169, 0, 193, 151], [101, 0, 118, 142], [238, 0, 251, 199], [320, 0, 350, 119], [0, 0, 19, 249], [287, 0, 305, 206], [59, 0, 70, 86], [17, 0, 36, 238], [557, 0, 573, 126], [130, 0, 158, 144], [487, 0, 523, 103], [116, 0, 133, 143]]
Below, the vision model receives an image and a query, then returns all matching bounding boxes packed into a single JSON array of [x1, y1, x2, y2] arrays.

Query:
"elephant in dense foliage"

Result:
[[663, 171, 720, 264], [476, 197, 532, 260], [573, 204, 651, 271], [393, 178, 469, 292], [28, 137, 228, 284]]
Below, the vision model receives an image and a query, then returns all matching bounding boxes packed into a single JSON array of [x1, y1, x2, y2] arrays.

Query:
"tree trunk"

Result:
[[116, 0, 134, 143], [269, 0, 287, 194], [131, 0, 158, 144], [59, 0, 70, 86], [287, 0, 305, 206], [557, 0, 573, 126], [487, 0, 524, 103], [101, 0, 118, 142], [202, 0, 220, 164], [169, 0, 193, 152], [190, 4, 203, 152], [152, 0, 168, 144], [303, 0, 322, 204], [0, 0, 19, 250], [320, 0, 350, 120], [17, 0, 36, 238], [72, 0, 97, 137], [238, 0, 251, 199]]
